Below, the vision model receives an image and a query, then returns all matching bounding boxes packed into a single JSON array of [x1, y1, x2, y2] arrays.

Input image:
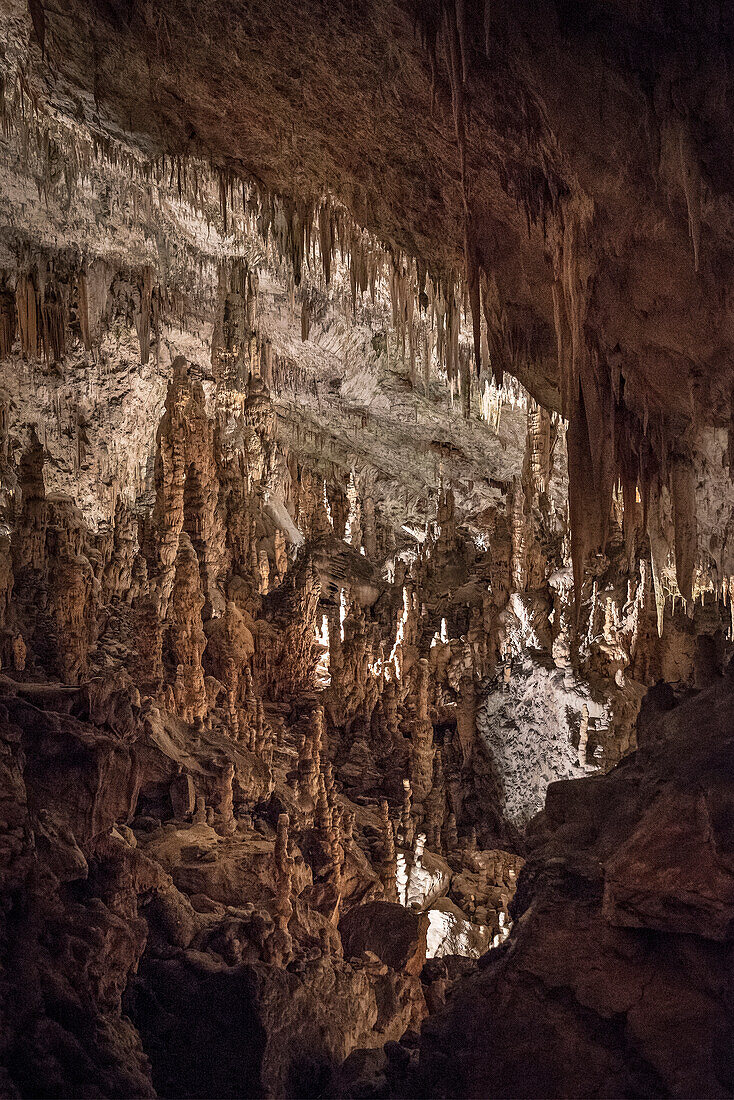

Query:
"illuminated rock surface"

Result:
[[0, 2, 733, 1097]]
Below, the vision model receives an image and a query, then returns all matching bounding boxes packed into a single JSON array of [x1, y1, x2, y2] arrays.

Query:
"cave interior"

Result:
[[1, 1, 734, 1097]]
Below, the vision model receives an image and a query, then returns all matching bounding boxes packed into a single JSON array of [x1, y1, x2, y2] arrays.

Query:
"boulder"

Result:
[[339, 901, 428, 977]]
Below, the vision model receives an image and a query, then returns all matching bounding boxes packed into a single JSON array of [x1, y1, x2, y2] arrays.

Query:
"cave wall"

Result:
[[0, 1, 734, 1097]]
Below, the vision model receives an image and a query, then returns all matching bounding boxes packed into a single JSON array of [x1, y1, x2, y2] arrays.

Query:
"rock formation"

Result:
[[0, 3, 733, 1097]]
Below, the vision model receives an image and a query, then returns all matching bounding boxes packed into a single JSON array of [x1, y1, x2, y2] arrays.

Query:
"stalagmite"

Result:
[[406, 832, 427, 909], [298, 705, 324, 820], [273, 528, 288, 582], [396, 851, 408, 907], [410, 658, 435, 801], [346, 469, 362, 549], [383, 678, 401, 746], [577, 704, 589, 766], [167, 532, 208, 722], [362, 495, 377, 559], [379, 798, 398, 902], [424, 750, 446, 850], [255, 699, 268, 755], [316, 768, 332, 838], [272, 814, 294, 965], [503, 658, 512, 690], [218, 762, 237, 834], [3, 22, 733, 1095], [455, 672, 477, 763], [445, 812, 459, 853], [258, 548, 270, 595], [401, 777, 415, 848], [509, 479, 529, 593], [11, 633, 26, 672], [171, 772, 196, 820], [527, 404, 552, 497]]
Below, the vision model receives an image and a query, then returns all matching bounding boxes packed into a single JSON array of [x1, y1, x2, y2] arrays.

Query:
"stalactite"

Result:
[[620, 462, 640, 567], [679, 121, 702, 273], [671, 453, 696, 604], [318, 199, 334, 285], [567, 391, 605, 620], [16, 273, 40, 358], [41, 279, 66, 363], [28, 0, 46, 56], [647, 480, 669, 638], [582, 354, 616, 552], [77, 271, 91, 351], [464, 226, 482, 378], [481, 273, 505, 388], [0, 287, 15, 357], [459, 344, 471, 418], [136, 265, 153, 365]]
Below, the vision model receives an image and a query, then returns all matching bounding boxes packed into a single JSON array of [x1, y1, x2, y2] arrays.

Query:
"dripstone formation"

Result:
[[1, 2, 734, 1098]]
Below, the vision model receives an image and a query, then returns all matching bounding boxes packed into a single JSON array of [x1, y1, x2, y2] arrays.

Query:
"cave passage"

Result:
[[0, 2, 733, 1098]]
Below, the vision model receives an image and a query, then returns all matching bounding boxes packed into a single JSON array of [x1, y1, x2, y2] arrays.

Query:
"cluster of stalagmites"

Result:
[[2, 8, 733, 1094], [0, 317, 731, 1097], [0, 346, 533, 1098]]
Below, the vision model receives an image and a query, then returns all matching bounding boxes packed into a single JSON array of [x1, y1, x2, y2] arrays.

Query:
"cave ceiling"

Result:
[[14, 0, 734, 424]]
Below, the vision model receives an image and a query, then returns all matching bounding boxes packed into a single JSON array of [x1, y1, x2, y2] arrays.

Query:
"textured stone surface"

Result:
[[387, 673, 734, 1099], [340, 901, 429, 977], [476, 657, 601, 828], [0, 354, 545, 1097], [0, 2, 733, 1094], [14, 0, 734, 434]]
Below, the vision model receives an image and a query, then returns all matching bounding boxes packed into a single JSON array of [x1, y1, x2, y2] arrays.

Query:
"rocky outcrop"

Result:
[[339, 901, 429, 979], [388, 672, 734, 1099], [0, 326, 728, 1097], [0, 340, 549, 1097]]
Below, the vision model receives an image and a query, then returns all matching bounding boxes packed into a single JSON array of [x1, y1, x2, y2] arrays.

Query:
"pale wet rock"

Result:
[[425, 898, 491, 961]]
